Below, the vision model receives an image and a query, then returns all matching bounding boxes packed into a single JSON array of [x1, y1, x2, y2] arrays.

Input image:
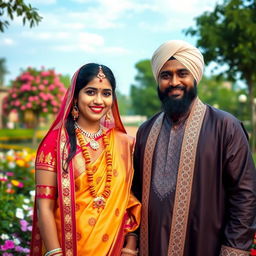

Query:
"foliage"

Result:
[[116, 90, 132, 115], [198, 75, 250, 121], [130, 60, 161, 118], [184, 0, 256, 150], [59, 74, 71, 89], [0, 58, 8, 86], [3, 67, 67, 127], [0, 149, 36, 255], [0, 0, 42, 32]]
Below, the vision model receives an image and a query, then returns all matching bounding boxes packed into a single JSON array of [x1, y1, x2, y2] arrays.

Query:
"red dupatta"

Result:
[[30, 66, 126, 256]]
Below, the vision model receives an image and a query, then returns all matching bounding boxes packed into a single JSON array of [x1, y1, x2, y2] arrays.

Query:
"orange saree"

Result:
[[30, 67, 141, 256]]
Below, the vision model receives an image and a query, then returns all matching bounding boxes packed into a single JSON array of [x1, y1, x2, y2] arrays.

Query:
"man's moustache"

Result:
[[165, 85, 185, 94]]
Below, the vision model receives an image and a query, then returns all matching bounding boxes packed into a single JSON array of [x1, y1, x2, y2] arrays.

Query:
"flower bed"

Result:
[[0, 150, 35, 255]]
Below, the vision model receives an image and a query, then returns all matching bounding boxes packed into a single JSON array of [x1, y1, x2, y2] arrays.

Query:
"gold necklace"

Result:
[[75, 128, 112, 211], [74, 122, 102, 150]]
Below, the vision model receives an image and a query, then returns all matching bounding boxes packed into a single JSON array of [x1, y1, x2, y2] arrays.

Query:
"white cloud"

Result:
[[1, 38, 15, 46]]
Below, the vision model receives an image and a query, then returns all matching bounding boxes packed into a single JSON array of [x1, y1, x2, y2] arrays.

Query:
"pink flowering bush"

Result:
[[0, 150, 36, 255], [3, 67, 67, 124]]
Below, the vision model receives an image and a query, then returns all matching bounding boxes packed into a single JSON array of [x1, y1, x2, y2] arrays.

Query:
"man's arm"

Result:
[[220, 120, 256, 255]]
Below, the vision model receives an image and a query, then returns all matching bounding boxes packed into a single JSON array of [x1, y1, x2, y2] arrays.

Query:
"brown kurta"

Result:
[[133, 102, 256, 256]]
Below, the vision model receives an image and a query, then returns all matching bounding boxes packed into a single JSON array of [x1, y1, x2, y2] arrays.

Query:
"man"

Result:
[[132, 40, 256, 256]]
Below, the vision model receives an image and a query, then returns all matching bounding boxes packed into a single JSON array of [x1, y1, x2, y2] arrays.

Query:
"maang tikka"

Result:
[[97, 65, 106, 82]]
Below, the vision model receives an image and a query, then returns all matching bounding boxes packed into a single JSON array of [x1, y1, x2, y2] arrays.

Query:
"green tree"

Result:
[[116, 90, 131, 115], [0, 58, 8, 86], [130, 60, 161, 118], [198, 75, 250, 122], [0, 0, 42, 32], [185, 0, 256, 151]]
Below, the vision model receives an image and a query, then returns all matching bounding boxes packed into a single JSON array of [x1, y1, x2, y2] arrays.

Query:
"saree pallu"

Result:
[[31, 128, 141, 256]]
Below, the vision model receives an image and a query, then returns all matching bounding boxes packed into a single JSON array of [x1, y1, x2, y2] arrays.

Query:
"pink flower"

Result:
[[41, 71, 50, 77], [20, 220, 28, 231], [38, 84, 45, 90], [12, 93, 17, 98], [2, 240, 15, 250], [6, 172, 14, 176], [43, 108, 48, 113], [20, 84, 31, 92], [26, 103, 32, 108], [43, 79, 48, 85], [15, 100, 21, 106], [41, 102, 47, 107], [21, 106, 26, 110]]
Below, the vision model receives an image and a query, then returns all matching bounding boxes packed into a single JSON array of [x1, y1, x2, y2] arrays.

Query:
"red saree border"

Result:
[[140, 112, 165, 256], [167, 98, 206, 256], [58, 128, 77, 256], [220, 245, 250, 256]]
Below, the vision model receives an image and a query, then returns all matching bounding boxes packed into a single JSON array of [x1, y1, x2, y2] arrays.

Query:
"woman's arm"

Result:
[[36, 170, 61, 251]]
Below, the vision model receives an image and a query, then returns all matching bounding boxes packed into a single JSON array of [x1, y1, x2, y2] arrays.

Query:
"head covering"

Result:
[[151, 40, 204, 84]]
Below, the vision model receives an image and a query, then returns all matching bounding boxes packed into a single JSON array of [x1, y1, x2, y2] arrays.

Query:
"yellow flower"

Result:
[[6, 155, 14, 162], [11, 179, 20, 187], [16, 159, 25, 167]]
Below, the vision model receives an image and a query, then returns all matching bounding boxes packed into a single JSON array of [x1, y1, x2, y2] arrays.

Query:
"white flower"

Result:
[[13, 238, 21, 245], [23, 198, 30, 204], [22, 204, 29, 210], [29, 190, 35, 197], [9, 223, 13, 227], [8, 162, 16, 168], [6, 149, 15, 156], [1, 234, 9, 240], [16, 208, 24, 219]]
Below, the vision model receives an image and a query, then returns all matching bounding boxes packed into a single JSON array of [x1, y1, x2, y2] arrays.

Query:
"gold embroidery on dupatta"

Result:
[[140, 112, 164, 256], [60, 130, 75, 256], [220, 245, 250, 256], [167, 98, 206, 256]]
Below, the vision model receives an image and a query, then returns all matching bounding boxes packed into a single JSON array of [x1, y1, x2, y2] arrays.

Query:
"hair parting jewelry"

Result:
[[71, 105, 79, 120], [75, 128, 112, 211], [97, 65, 106, 82]]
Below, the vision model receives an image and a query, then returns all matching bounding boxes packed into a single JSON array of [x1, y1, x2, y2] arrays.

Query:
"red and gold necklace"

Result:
[[75, 127, 112, 211]]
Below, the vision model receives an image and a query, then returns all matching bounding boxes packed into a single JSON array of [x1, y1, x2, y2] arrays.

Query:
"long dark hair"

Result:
[[64, 63, 116, 171]]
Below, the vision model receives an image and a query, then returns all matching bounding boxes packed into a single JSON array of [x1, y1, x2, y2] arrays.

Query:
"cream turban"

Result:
[[151, 40, 204, 84]]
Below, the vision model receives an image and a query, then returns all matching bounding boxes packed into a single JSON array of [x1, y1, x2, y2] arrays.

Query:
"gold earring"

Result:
[[71, 105, 79, 120], [104, 111, 111, 127]]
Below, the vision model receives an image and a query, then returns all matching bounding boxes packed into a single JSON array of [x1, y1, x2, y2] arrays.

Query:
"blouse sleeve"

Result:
[[35, 130, 58, 173]]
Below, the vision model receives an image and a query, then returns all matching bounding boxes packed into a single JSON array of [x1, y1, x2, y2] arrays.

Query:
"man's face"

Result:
[[157, 59, 197, 118], [158, 59, 195, 98]]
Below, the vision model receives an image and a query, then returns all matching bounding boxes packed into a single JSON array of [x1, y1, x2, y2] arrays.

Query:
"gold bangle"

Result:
[[121, 247, 139, 255], [44, 248, 62, 256]]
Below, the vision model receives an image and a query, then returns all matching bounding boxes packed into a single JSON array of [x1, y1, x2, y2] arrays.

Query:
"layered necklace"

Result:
[[74, 122, 102, 150], [75, 127, 113, 211]]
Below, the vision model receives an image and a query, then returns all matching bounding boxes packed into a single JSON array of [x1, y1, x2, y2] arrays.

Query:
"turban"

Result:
[[151, 40, 204, 84]]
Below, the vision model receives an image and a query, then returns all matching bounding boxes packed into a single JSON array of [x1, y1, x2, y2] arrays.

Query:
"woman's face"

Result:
[[77, 76, 113, 125]]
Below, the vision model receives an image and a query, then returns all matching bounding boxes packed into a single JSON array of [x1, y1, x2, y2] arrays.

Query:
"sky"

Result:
[[1, 0, 220, 95]]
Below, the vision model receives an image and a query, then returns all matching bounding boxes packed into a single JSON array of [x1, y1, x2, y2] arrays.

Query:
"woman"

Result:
[[30, 63, 141, 256]]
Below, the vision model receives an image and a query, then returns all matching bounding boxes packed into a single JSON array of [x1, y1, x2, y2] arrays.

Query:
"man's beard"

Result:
[[157, 84, 197, 119]]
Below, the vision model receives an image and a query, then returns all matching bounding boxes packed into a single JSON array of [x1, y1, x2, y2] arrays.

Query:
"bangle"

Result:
[[121, 248, 139, 255], [45, 248, 62, 256], [125, 233, 138, 240]]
